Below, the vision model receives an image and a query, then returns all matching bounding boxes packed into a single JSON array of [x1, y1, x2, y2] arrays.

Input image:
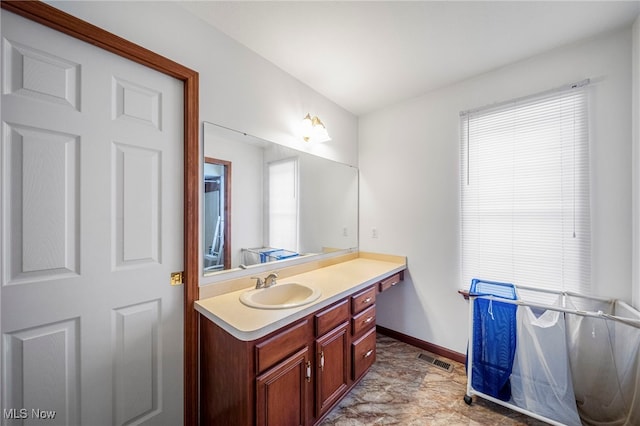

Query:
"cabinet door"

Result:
[[256, 347, 310, 426], [315, 323, 349, 417]]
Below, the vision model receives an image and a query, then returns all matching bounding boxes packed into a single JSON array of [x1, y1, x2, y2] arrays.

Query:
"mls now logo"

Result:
[[3, 409, 27, 419], [3, 408, 57, 420]]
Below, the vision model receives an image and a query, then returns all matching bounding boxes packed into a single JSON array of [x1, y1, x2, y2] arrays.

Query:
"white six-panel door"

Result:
[[1, 10, 184, 425]]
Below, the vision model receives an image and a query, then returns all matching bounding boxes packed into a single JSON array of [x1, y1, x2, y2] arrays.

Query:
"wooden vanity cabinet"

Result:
[[256, 319, 311, 373], [255, 319, 314, 426], [351, 285, 376, 314], [200, 271, 404, 426], [378, 272, 402, 292], [352, 327, 377, 380], [352, 305, 376, 336], [314, 300, 350, 417], [200, 316, 256, 425], [256, 347, 310, 426], [349, 286, 377, 381]]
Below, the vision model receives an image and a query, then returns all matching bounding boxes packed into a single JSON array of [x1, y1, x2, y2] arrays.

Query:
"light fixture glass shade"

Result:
[[302, 113, 313, 130], [301, 113, 331, 142]]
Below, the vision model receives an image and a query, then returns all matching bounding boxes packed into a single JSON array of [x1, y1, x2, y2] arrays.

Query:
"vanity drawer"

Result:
[[315, 299, 349, 337], [351, 305, 376, 336], [379, 273, 402, 292], [352, 327, 376, 380], [351, 286, 376, 315], [255, 319, 311, 374]]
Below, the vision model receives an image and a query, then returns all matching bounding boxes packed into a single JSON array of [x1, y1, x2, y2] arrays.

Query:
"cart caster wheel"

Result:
[[463, 395, 473, 405]]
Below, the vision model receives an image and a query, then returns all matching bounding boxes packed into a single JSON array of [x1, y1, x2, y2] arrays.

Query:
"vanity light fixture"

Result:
[[301, 113, 331, 143]]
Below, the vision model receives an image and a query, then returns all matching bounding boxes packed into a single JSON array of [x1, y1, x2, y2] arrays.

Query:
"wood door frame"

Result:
[[0, 2, 200, 425]]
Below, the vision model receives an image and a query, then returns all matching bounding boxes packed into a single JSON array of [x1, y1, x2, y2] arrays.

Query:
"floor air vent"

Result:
[[417, 353, 454, 373]]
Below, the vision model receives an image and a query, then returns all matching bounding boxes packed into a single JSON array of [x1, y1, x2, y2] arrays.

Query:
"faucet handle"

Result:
[[251, 276, 265, 289]]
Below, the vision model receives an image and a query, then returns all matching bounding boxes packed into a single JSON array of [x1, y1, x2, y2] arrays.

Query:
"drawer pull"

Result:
[[306, 361, 312, 382], [363, 349, 373, 358], [363, 316, 373, 324], [391, 281, 398, 286], [363, 297, 372, 304], [319, 351, 325, 371]]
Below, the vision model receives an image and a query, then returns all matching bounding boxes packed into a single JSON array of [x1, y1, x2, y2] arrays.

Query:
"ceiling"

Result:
[[181, 1, 640, 116]]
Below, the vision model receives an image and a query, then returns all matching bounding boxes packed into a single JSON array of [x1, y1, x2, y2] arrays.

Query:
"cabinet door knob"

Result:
[[306, 361, 312, 382], [319, 351, 325, 371]]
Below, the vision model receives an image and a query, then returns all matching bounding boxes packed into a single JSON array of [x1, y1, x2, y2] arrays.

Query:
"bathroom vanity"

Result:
[[196, 253, 406, 425]]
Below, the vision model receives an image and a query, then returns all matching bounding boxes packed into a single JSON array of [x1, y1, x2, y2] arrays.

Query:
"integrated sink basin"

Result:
[[240, 283, 321, 310]]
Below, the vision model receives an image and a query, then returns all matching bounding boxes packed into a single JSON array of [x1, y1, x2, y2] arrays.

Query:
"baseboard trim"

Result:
[[376, 325, 466, 365]]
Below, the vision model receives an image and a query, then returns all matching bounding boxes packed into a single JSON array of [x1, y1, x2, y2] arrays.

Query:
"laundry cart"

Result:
[[465, 279, 640, 426], [242, 247, 299, 265]]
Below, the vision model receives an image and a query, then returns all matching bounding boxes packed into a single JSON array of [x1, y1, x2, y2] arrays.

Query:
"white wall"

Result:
[[47, 1, 358, 167], [633, 16, 640, 310], [360, 28, 634, 354]]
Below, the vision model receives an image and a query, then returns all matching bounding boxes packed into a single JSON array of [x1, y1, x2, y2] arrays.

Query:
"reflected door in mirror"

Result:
[[204, 157, 231, 271]]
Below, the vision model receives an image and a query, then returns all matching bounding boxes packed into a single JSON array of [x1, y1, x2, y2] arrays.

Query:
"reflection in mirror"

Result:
[[203, 157, 231, 271], [203, 122, 358, 277]]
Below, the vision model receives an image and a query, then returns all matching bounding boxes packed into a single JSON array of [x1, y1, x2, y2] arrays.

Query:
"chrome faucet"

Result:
[[264, 272, 278, 287], [251, 272, 278, 289]]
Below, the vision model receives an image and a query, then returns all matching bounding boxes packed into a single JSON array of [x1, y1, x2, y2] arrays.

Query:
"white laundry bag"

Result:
[[565, 297, 640, 426], [510, 297, 582, 426]]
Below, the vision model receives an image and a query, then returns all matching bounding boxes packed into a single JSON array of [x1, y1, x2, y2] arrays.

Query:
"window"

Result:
[[267, 157, 299, 251], [460, 81, 590, 298]]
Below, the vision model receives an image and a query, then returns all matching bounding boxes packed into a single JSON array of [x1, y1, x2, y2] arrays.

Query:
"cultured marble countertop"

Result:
[[195, 256, 406, 341]]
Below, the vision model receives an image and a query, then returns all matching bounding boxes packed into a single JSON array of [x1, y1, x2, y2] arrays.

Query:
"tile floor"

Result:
[[320, 334, 548, 425]]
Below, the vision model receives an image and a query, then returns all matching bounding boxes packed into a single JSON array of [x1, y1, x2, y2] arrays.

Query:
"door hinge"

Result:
[[170, 271, 184, 286]]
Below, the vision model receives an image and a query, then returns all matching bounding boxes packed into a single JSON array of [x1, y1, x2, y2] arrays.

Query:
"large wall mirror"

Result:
[[202, 122, 358, 277]]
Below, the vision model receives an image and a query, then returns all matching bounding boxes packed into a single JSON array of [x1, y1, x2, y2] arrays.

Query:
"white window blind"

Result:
[[460, 82, 590, 298], [268, 157, 299, 251]]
